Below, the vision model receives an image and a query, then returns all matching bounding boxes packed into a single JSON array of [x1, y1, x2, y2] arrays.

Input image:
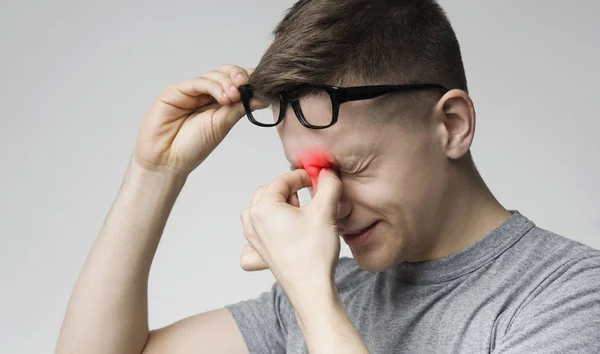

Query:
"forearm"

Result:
[[290, 282, 370, 354], [56, 159, 187, 354]]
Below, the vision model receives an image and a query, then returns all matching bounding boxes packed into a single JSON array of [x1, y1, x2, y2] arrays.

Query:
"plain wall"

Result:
[[1, 1, 598, 353]]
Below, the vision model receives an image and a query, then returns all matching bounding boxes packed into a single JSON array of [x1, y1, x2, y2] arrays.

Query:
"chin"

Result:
[[350, 241, 403, 273]]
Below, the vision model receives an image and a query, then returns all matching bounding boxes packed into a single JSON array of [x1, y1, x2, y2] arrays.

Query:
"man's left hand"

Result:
[[240, 168, 342, 298]]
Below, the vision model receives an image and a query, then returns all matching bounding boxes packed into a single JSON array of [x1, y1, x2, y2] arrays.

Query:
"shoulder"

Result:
[[498, 229, 600, 351], [513, 221, 600, 270], [512, 224, 600, 308], [527, 226, 600, 263]]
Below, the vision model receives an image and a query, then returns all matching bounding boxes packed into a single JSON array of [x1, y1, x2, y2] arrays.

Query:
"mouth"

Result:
[[341, 221, 379, 247]]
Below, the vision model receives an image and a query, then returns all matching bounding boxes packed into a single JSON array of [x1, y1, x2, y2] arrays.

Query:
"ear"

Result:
[[433, 89, 476, 160]]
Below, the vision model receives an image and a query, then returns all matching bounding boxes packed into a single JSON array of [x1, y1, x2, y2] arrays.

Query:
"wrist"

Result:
[[124, 158, 188, 195], [286, 277, 339, 316], [290, 283, 366, 353]]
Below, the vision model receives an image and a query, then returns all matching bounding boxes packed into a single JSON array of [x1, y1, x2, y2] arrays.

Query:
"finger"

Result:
[[240, 243, 269, 272], [218, 64, 249, 79], [250, 97, 269, 110], [287, 192, 300, 208], [251, 186, 268, 206], [160, 77, 232, 112], [218, 65, 251, 87], [310, 168, 343, 213], [240, 208, 259, 245], [211, 98, 267, 133], [263, 169, 312, 203], [202, 70, 241, 102], [229, 66, 269, 109]]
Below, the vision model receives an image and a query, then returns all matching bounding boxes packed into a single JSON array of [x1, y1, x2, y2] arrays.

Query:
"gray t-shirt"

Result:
[[226, 211, 600, 353]]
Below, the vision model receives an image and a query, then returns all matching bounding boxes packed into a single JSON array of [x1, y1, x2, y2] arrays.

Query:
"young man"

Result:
[[57, 1, 600, 353]]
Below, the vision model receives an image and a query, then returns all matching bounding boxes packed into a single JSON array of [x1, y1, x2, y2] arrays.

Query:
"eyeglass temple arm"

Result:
[[342, 84, 449, 102]]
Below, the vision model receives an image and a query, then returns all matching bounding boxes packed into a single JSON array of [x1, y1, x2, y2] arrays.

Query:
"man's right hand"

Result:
[[56, 65, 265, 354], [133, 65, 265, 177]]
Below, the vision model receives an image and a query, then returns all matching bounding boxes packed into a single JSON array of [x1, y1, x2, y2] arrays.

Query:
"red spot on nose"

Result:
[[297, 147, 333, 193]]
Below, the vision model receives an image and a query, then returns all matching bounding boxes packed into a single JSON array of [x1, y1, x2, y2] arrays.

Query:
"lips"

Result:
[[342, 224, 375, 237], [341, 221, 378, 247]]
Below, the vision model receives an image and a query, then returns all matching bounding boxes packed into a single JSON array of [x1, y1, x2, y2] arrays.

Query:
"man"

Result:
[[56, 0, 600, 353]]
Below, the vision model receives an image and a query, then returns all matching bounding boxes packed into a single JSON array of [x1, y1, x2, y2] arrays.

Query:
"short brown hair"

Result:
[[250, 0, 468, 102]]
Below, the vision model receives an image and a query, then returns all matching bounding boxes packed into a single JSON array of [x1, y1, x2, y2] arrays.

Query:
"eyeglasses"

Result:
[[239, 83, 449, 129]]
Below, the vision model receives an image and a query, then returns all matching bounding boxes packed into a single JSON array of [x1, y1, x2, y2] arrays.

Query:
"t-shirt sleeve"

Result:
[[225, 280, 292, 354], [493, 255, 600, 353], [223, 257, 359, 353]]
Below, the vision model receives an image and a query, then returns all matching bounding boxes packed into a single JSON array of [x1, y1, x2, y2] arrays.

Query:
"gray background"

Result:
[[1, 1, 599, 353]]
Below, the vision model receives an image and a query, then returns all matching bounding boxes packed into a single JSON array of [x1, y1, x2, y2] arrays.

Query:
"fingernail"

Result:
[[229, 85, 238, 92], [237, 73, 249, 81]]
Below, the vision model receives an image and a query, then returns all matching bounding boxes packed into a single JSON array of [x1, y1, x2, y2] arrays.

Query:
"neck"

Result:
[[415, 161, 512, 262]]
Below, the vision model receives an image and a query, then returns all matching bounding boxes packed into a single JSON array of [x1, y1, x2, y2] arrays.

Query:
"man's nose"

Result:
[[336, 194, 352, 220]]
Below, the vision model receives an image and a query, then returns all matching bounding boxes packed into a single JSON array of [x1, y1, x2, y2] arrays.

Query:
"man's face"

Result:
[[276, 94, 448, 272]]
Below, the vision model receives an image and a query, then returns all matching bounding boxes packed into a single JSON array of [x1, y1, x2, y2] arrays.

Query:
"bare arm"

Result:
[[56, 159, 187, 353], [241, 169, 370, 353], [56, 65, 262, 354], [143, 309, 248, 354]]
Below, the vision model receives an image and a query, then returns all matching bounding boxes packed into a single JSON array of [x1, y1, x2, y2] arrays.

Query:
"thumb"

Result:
[[311, 168, 342, 214], [214, 98, 268, 136]]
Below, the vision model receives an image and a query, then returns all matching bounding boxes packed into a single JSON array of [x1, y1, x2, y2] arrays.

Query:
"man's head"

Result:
[[248, 0, 482, 272]]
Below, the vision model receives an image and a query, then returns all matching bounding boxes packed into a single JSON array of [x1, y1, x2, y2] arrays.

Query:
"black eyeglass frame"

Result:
[[239, 83, 449, 129]]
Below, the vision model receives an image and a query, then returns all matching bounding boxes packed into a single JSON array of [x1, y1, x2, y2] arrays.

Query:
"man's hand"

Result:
[[240, 169, 370, 353], [240, 168, 342, 296], [134, 65, 265, 177]]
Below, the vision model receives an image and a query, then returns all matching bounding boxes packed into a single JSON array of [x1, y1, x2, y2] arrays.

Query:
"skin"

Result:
[[275, 89, 512, 272], [56, 62, 511, 353], [57, 66, 262, 354], [56, 65, 368, 354]]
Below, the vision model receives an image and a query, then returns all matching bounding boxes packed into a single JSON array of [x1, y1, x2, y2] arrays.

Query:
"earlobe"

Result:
[[439, 90, 476, 160]]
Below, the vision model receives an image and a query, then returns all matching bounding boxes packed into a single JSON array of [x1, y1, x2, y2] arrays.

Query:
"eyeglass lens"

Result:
[[248, 88, 333, 128]]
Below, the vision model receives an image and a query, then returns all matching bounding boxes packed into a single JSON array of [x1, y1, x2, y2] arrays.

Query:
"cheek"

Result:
[[341, 177, 398, 215], [379, 139, 444, 209], [342, 168, 434, 218]]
